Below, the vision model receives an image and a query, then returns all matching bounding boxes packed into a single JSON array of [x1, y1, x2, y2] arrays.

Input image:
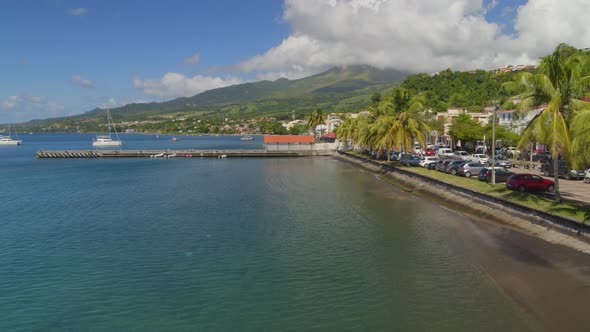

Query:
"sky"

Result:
[[2, 0, 590, 123]]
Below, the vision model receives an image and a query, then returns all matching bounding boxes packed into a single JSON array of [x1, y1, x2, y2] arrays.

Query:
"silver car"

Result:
[[458, 162, 486, 177], [488, 156, 512, 168]]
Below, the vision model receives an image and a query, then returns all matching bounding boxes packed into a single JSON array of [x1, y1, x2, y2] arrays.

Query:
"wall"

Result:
[[265, 142, 338, 151]]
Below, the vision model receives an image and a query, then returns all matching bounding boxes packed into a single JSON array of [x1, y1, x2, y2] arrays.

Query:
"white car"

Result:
[[419, 156, 440, 167], [584, 168, 590, 184], [470, 153, 489, 164], [437, 148, 453, 157]]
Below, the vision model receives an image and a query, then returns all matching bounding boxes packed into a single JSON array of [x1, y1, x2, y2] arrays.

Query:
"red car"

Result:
[[506, 173, 555, 192], [424, 148, 436, 156]]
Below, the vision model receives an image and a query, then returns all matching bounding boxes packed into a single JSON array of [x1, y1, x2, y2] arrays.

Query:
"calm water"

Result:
[[0, 134, 529, 331]]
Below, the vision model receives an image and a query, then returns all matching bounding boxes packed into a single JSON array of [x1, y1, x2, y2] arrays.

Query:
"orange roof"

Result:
[[264, 135, 314, 143]]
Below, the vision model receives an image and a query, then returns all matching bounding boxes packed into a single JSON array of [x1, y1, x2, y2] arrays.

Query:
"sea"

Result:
[[0, 133, 531, 331]]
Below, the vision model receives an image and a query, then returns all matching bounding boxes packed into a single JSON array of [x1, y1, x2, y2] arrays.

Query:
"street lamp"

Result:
[[491, 106, 498, 185]]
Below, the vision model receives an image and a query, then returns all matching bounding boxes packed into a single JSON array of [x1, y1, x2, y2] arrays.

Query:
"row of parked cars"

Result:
[[410, 155, 557, 193]]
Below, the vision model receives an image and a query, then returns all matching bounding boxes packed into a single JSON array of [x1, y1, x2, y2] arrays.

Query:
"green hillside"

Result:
[[16, 65, 409, 132]]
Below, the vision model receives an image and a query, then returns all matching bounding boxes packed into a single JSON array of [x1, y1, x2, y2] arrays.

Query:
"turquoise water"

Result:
[[0, 134, 529, 331]]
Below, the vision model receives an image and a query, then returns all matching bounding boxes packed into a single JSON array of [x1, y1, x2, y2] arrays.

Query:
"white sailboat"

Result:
[[93, 109, 122, 147], [0, 124, 22, 145]]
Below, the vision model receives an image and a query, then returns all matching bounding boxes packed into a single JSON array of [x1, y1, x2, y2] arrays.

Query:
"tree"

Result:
[[506, 43, 590, 202], [308, 108, 326, 138], [375, 89, 430, 158], [449, 113, 484, 145], [288, 123, 308, 135]]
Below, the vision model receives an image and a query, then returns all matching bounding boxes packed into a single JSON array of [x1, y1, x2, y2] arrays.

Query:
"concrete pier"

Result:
[[36, 149, 335, 158]]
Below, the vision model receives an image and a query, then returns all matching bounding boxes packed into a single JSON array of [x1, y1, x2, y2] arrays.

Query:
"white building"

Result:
[[497, 106, 544, 134], [436, 109, 493, 135]]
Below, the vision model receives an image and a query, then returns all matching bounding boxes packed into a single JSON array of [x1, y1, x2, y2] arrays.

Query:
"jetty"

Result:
[[35, 149, 335, 159]]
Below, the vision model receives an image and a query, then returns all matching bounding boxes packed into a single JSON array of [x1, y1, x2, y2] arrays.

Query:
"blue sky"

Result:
[[1, 0, 588, 123]]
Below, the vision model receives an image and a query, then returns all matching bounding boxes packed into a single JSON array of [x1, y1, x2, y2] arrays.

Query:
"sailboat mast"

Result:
[[107, 109, 121, 141]]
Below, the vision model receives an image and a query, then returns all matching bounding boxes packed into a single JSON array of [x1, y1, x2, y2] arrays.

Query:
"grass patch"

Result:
[[403, 165, 588, 223]]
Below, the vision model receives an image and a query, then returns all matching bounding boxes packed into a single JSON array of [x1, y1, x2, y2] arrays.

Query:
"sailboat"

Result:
[[0, 124, 22, 145], [93, 109, 122, 147]]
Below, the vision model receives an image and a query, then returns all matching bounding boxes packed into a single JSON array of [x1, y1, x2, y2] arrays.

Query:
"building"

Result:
[[436, 109, 493, 135], [497, 106, 544, 134], [263, 135, 337, 152]]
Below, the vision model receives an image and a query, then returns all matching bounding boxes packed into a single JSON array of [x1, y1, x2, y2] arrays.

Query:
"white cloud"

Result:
[[98, 97, 146, 109], [184, 52, 201, 65], [71, 75, 96, 88], [0, 95, 65, 123], [67, 8, 89, 16], [235, 0, 590, 76], [133, 72, 242, 98]]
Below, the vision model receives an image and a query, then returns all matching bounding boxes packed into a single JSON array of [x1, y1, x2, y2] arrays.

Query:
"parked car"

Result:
[[540, 160, 586, 180], [506, 174, 555, 192], [389, 150, 401, 160], [426, 161, 438, 170], [478, 167, 514, 183], [452, 151, 471, 161], [437, 160, 453, 172], [488, 156, 512, 168], [458, 162, 486, 178], [585, 168, 590, 184], [437, 148, 454, 157], [444, 160, 467, 175], [419, 156, 440, 168], [400, 154, 421, 166], [470, 153, 489, 164], [532, 151, 552, 162], [424, 148, 436, 156], [506, 147, 518, 158]]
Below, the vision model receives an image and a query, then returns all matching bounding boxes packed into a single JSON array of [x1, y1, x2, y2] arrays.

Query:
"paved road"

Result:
[[509, 163, 590, 204]]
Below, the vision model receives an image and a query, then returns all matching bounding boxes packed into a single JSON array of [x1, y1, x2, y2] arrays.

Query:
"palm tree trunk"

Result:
[[553, 155, 561, 203]]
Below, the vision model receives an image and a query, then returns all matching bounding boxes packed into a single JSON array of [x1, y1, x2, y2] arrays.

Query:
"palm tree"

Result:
[[308, 108, 326, 139], [369, 89, 429, 159], [506, 43, 590, 202], [334, 115, 357, 150]]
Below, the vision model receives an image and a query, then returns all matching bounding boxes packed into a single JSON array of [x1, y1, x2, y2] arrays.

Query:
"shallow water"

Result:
[[0, 134, 530, 331]]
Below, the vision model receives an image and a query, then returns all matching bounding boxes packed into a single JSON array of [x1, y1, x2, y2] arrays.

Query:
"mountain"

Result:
[[16, 65, 410, 131]]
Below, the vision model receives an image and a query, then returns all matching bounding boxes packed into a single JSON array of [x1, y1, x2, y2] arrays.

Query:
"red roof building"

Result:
[[263, 135, 315, 144]]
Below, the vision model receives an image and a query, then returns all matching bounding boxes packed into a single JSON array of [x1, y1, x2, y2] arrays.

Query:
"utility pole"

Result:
[[491, 106, 498, 185]]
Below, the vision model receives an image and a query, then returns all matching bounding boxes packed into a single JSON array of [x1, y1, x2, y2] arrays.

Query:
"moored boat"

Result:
[[93, 109, 122, 147], [0, 125, 22, 145]]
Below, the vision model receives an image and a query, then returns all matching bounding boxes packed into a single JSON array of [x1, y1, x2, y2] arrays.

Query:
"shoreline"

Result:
[[334, 152, 590, 331], [333, 152, 590, 253]]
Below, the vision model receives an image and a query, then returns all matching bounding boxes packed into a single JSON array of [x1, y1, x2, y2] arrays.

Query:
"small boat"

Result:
[[93, 135, 122, 146], [93, 109, 122, 147], [171, 137, 178, 142], [151, 153, 165, 158], [0, 125, 22, 145], [240, 135, 254, 141]]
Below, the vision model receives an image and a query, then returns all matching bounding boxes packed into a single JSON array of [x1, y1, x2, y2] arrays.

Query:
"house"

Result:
[[497, 106, 544, 134], [436, 109, 493, 134]]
